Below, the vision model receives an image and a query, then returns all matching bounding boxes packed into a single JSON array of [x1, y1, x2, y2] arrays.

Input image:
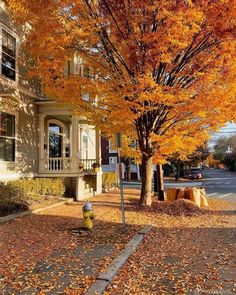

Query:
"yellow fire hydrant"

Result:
[[82, 201, 94, 230]]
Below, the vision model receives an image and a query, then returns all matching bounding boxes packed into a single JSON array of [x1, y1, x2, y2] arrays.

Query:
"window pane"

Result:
[[2, 53, 15, 69], [5, 139, 15, 161], [2, 64, 16, 80], [0, 137, 6, 160], [7, 35, 16, 55], [0, 112, 15, 137], [2, 30, 16, 80], [82, 135, 88, 149], [2, 32, 7, 47], [74, 55, 83, 75], [0, 138, 15, 161], [2, 30, 16, 56], [49, 123, 62, 134], [49, 134, 62, 158], [84, 66, 90, 77], [109, 157, 117, 165]]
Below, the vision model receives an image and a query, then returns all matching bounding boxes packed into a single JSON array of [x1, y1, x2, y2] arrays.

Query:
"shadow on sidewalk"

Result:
[[0, 213, 140, 294]]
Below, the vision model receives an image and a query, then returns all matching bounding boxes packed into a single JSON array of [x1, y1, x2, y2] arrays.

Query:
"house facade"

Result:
[[0, 1, 102, 200], [101, 137, 140, 181]]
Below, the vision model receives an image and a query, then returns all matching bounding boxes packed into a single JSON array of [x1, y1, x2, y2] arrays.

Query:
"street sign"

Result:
[[116, 162, 125, 179], [115, 133, 122, 148]]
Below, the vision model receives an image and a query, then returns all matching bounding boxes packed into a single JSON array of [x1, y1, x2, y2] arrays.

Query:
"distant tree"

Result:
[[187, 145, 210, 167], [206, 154, 220, 168], [213, 135, 236, 171], [213, 137, 229, 162], [170, 144, 209, 179]]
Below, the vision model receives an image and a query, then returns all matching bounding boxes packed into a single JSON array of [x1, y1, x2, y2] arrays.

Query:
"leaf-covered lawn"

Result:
[[0, 189, 235, 294], [107, 226, 236, 294], [106, 191, 236, 294]]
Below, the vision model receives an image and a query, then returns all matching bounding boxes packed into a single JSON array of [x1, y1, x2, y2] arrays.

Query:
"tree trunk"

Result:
[[139, 154, 153, 205], [176, 160, 181, 181], [157, 163, 165, 201], [126, 158, 131, 181]]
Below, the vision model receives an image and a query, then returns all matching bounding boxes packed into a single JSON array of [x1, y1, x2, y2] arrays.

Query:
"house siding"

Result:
[[0, 1, 40, 180], [17, 95, 39, 176], [0, 94, 39, 180]]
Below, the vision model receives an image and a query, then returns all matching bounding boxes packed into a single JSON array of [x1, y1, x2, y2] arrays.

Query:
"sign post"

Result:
[[115, 133, 125, 227]]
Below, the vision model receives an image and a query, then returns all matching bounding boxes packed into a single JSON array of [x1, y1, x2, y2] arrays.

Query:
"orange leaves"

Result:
[[6, 0, 236, 167]]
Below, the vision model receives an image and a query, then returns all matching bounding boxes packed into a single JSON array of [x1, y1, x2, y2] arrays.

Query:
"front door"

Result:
[[48, 123, 63, 158]]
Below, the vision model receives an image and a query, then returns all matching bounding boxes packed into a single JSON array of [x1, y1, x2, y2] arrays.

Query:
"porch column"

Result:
[[95, 129, 101, 165], [95, 129, 102, 195], [75, 176, 85, 201], [71, 116, 78, 172], [39, 114, 46, 173]]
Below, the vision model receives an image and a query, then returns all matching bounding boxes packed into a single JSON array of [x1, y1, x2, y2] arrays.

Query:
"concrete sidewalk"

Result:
[[0, 190, 140, 293]]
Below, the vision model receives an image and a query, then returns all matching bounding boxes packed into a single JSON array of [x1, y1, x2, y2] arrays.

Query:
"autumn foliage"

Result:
[[6, 0, 236, 204]]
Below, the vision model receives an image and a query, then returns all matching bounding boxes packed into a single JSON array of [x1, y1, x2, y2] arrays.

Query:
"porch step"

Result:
[[84, 191, 94, 198], [84, 187, 93, 194]]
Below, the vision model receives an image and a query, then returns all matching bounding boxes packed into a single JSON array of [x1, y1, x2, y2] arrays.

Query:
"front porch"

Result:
[[37, 102, 102, 199], [38, 105, 101, 176]]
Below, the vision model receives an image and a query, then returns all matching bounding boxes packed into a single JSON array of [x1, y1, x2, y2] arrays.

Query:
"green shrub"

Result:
[[0, 178, 65, 215], [11, 178, 65, 197], [102, 172, 117, 189], [0, 182, 29, 214]]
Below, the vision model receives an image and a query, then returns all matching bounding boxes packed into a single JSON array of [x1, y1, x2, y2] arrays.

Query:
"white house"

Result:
[[0, 1, 102, 200]]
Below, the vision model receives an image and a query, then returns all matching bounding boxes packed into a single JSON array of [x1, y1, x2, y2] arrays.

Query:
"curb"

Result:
[[86, 224, 153, 295], [0, 198, 74, 224]]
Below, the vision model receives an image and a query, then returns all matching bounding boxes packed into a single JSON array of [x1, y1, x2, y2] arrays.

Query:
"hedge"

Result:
[[0, 182, 28, 214], [0, 178, 65, 215], [11, 178, 65, 197], [102, 172, 117, 189]]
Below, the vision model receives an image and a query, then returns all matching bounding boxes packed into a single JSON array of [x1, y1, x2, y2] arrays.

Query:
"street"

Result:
[[123, 168, 236, 201], [201, 168, 236, 201]]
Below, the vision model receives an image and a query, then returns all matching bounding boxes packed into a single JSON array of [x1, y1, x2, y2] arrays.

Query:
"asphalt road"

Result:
[[201, 168, 236, 201], [123, 168, 236, 201]]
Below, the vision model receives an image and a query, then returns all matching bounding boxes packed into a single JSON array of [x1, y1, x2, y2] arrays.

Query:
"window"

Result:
[[81, 92, 90, 101], [81, 134, 88, 159], [130, 157, 136, 165], [73, 55, 83, 76], [1, 30, 16, 81], [129, 139, 137, 149], [109, 157, 117, 166], [83, 65, 91, 78], [0, 112, 15, 161], [109, 140, 117, 153]]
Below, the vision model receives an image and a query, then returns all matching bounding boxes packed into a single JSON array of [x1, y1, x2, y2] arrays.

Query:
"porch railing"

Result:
[[39, 158, 97, 173], [79, 159, 96, 170], [40, 157, 73, 172]]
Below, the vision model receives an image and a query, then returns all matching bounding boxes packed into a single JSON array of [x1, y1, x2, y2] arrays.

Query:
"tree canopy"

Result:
[[6, 0, 236, 204]]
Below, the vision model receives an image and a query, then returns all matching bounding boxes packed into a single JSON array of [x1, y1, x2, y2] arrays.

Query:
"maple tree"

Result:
[[6, 0, 236, 205], [169, 144, 209, 177], [206, 153, 220, 168]]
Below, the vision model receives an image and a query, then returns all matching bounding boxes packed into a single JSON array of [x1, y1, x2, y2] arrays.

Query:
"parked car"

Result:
[[189, 169, 202, 179]]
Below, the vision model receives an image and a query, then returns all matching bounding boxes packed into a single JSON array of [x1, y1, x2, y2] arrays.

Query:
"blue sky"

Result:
[[208, 122, 236, 149]]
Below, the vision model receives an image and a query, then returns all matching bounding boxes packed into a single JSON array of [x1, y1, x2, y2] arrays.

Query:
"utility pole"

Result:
[[115, 133, 125, 227]]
